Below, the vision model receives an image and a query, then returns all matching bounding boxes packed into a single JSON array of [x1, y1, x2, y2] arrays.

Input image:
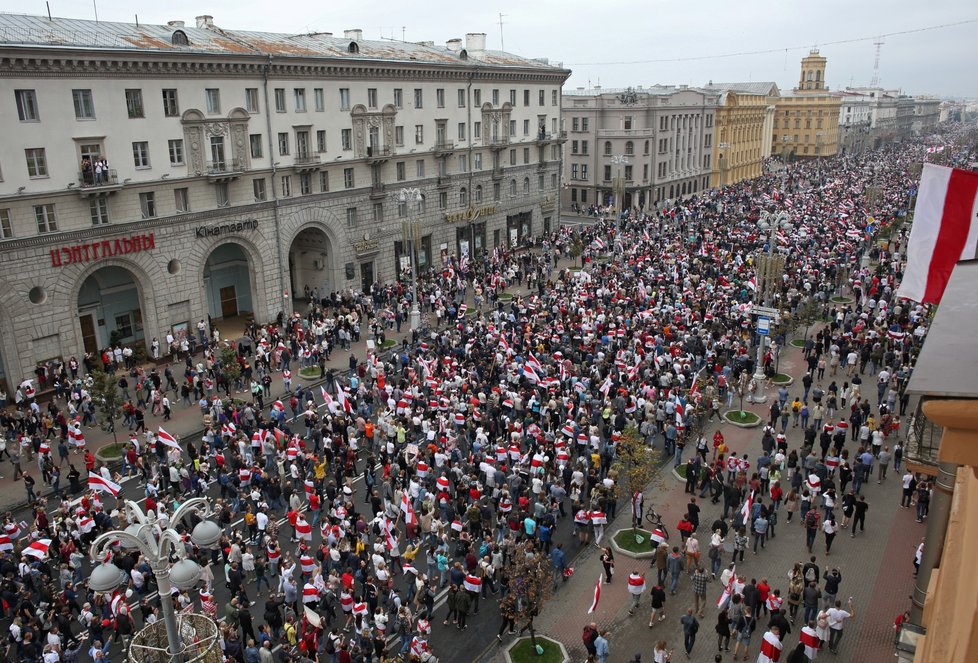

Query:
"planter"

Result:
[[299, 367, 320, 379], [497, 293, 514, 302], [380, 339, 397, 350], [95, 441, 126, 463], [789, 339, 807, 348], [830, 295, 854, 305], [610, 527, 658, 559], [723, 410, 761, 428], [672, 464, 687, 481], [771, 373, 794, 386], [504, 636, 569, 663]]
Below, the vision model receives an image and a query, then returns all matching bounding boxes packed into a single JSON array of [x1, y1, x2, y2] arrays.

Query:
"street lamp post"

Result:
[[88, 498, 223, 662], [750, 211, 790, 404], [398, 187, 425, 331], [610, 154, 629, 216]]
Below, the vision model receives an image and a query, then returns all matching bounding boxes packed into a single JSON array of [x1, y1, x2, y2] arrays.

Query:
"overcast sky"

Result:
[[4, 0, 976, 98]]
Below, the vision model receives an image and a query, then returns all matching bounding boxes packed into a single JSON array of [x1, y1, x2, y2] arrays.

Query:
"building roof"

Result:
[[907, 260, 978, 399], [563, 85, 713, 97], [0, 13, 565, 71], [703, 82, 780, 96]]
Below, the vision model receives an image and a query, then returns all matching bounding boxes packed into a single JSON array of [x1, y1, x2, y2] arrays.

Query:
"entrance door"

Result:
[[360, 262, 374, 292], [79, 313, 98, 354], [219, 286, 238, 318]]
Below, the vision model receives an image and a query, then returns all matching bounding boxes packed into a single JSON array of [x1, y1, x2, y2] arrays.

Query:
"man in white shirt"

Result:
[[825, 598, 855, 653]]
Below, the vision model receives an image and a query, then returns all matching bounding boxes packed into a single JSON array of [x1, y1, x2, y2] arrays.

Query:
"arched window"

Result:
[[171, 30, 189, 46], [459, 49, 468, 60], [806, 70, 813, 81], [604, 141, 612, 155], [509, 179, 517, 197], [625, 141, 634, 155], [644, 140, 650, 154], [815, 70, 821, 82], [348, 41, 359, 54], [522, 177, 530, 195], [474, 185, 483, 202], [459, 187, 468, 207]]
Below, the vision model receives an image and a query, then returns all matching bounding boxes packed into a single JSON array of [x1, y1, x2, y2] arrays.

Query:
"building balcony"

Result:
[[366, 145, 391, 163], [596, 128, 655, 138], [491, 166, 504, 180], [433, 141, 455, 156], [436, 175, 451, 188], [206, 159, 243, 181], [903, 400, 942, 476], [487, 137, 510, 151], [369, 182, 386, 199], [76, 169, 124, 196], [294, 152, 322, 171]]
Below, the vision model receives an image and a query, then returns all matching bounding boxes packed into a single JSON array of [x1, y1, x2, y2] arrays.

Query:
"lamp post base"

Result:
[[410, 308, 421, 331], [749, 370, 768, 404]]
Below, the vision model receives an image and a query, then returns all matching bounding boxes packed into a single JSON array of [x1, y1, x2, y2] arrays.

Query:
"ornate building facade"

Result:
[[703, 82, 779, 187], [0, 13, 569, 389], [771, 50, 841, 160]]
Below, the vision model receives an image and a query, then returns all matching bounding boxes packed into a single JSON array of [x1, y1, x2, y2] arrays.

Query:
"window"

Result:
[[458, 154, 468, 172], [138, 193, 156, 219], [625, 140, 634, 155], [367, 88, 378, 109], [125, 89, 144, 118], [523, 177, 530, 194], [436, 88, 445, 108], [438, 192, 448, 210], [25, 148, 47, 178], [278, 133, 289, 155], [372, 202, 383, 223], [343, 168, 354, 189], [509, 179, 517, 197], [492, 89, 499, 106], [245, 88, 259, 113], [704, 134, 712, 148], [250, 134, 263, 159], [416, 160, 425, 178], [395, 126, 404, 146], [253, 178, 267, 201], [174, 188, 190, 212], [313, 88, 324, 112], [15, 90, 39, 121], [473, 153, 482, 170], [294, 88, 306, 112], [493, 182, 501, 201], [582, 118, 589, 131], [281, 175, 292, 197], [216, 182, 230, 207], [604, 141, 612, 155], [581, 140, 589, 155], [89, 198, 110, 225], [317, 130, 326, 153], [33, 204, 58, 232], [113, 313, 134, 340], [509, 149, 516, 166], [168, 139, 184, 165], [581, 164, 588, 180], [552, 89, 558, 106], [523, 90, 530, 106], [300, 173, 312, 195], [538, 174, 545, 191], [457, 89, 466, 108], [157, 89, 178, 118], [523, 119, 530, 136], [474, 185, 483, 203], [132, 141, 150, 168], [414, 89, 423, 108], [415, 125, 424, 144], [396, 162, 406, 181], [604, 165, 612, 181], [341, 129, 352, 151], [624, 116, 633, 130], [205, 88, 220, 114], [274, 89, 286, 112], [572, 118, 580, 132], [523, 147, 530, 164], [510, 119, 517, 136], [459, 187, 468, 207], [339, 88, 350, 110], [474, 89, 482, 106], [473, 121, 481, 139], [458, 122, 466, 141], [0, 209, 11, 239], [346, 207, 358, 227], [509, 89, 517, 106], [73, 89, 95, 119], [393, 88, 403, 109], [319, 171, 329, 192], [539, 90, 546, 106], [624, 165, 633, 180], [571, 164, 578, 179]]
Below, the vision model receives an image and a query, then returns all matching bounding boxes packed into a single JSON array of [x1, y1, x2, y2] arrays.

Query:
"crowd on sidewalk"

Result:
[[0, 125, 968, 663]]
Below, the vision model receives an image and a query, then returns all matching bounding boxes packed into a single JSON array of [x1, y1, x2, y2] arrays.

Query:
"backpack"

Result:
[[805, 510, 817, 529], [804, 566, 817, 583]]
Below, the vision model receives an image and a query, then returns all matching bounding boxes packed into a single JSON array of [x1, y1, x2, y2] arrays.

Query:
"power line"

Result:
[[565, 18, 978, 66]]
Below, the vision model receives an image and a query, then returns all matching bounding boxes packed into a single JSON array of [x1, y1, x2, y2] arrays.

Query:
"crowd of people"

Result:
[[0, 124, 971, 663]]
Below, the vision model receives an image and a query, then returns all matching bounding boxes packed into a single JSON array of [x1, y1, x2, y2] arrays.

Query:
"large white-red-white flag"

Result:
[[756, 630, 784, 663], [587, 574, 602, 614], [158, 428, 181, 451], [22, 538, 51, 559], [88, 472, 122, 497], [898, 164, 978, 304]]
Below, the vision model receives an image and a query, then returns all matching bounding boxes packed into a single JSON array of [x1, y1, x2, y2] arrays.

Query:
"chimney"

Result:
[[446, 38, 462, 52], [343, 29, 362, 41], [416, 40, 435, 47], [195, 15, 214, 29], [167, 20, 185, 28], [533, 57, 549, 65], [465, 32, 486, 52]]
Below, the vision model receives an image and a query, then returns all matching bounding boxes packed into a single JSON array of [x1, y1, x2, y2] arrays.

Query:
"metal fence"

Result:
[[128, 613, 222, 663]]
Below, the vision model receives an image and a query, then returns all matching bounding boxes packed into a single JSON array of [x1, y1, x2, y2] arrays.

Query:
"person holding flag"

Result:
[[756, 625, 784, 663]]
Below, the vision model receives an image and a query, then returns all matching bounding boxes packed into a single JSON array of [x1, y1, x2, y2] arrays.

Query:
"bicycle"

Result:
[[644, 507, 670, 540]]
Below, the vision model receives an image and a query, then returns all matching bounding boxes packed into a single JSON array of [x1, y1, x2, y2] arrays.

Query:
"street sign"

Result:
[[757, 316, 771, 336], [751, 305, 780, 318]]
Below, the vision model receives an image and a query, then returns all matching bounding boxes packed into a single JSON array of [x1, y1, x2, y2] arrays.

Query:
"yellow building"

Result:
[[772, 50, 840, 160], [704, 82, 780, 187], [901, 261, 978, 663]]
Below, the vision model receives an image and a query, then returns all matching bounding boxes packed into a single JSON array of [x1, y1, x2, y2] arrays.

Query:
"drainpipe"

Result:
[[262, 55, 290, 319], [909, 459, 958, 623], [466, 71, 475, 257]]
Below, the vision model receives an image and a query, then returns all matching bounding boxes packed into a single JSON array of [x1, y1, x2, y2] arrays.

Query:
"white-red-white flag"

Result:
[[335, 382, 352, 413], [158, 428, 181, 450], [756, 630, 784, 663], [23, 538, 51, 559], [898, 164, 978, 304], [400, 492, 417, 526], [88, 471, 121, 497], [587, 574, 602, 614]]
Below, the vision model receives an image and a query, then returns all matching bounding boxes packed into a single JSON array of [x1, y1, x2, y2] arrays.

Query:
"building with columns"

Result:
[[0, 13, 569, 391], [561, 85, 717, 212], [702, 82, 779, 188], [771, 50, 840, 160]]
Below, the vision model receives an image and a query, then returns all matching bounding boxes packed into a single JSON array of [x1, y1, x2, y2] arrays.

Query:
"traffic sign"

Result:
[[751, 305, 780, 318], [757, 316, 771, 335]]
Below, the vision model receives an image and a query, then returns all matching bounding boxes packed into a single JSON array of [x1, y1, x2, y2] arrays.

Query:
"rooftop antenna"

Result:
[[45, 1, 51, 20], [93, 0, 98, 22], [498, 13, 506, 51], [870, 35, 884, 88], [402, 26, 405, 42]]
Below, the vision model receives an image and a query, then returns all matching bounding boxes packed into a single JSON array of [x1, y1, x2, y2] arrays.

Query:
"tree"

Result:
[[736, 371, 752, 416], [89, 369, 121, 444], [500, 541, 553, 652], [219, 343, 242, 386], [612, 423, 666, 532], [569, 236, 584, 267]]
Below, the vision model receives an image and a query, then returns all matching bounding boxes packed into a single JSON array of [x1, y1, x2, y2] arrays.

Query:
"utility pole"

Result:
[[498, 13, 506, 51]]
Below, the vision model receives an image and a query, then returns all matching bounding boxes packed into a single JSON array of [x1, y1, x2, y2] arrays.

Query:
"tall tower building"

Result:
[[797, 50, 827, 93]]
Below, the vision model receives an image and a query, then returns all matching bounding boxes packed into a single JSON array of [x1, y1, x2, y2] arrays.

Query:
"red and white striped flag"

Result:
[[22, 538, 51, 559], [400, 492, 417, 526], [757, 630, 783, 663], [320, 386, 334, 407], [739, 491, 754, 525], [0, 535, 12, 552], [334, 382, 352, 413], [88, 472, 121, 497], [899, 164, 978, 304], [587, 574, 602, 613], [158, 428, 181, 450], [799, 626, 820, 659], [462, 574, 482, 593]]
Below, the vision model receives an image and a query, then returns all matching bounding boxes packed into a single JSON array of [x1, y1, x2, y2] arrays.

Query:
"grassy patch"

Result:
[[380, 339, 397, 349], [674, 464, 687, 479], [790, 339, 807, 348], [497, 293, 514, 301], [724, 410, 761, 425], [96, 442, 126, 460], [772, 373, 793, 384], [830, 296, 853, 304], [613, 528, 655, 554], [299, 367, 320, 379], [509, 637, 566, 663]]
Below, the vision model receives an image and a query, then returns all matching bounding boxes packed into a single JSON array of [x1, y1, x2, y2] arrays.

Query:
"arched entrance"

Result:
[[289, 227, 334, 302], [77, 265, 146, 354], [203, 243, 255, 320]]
